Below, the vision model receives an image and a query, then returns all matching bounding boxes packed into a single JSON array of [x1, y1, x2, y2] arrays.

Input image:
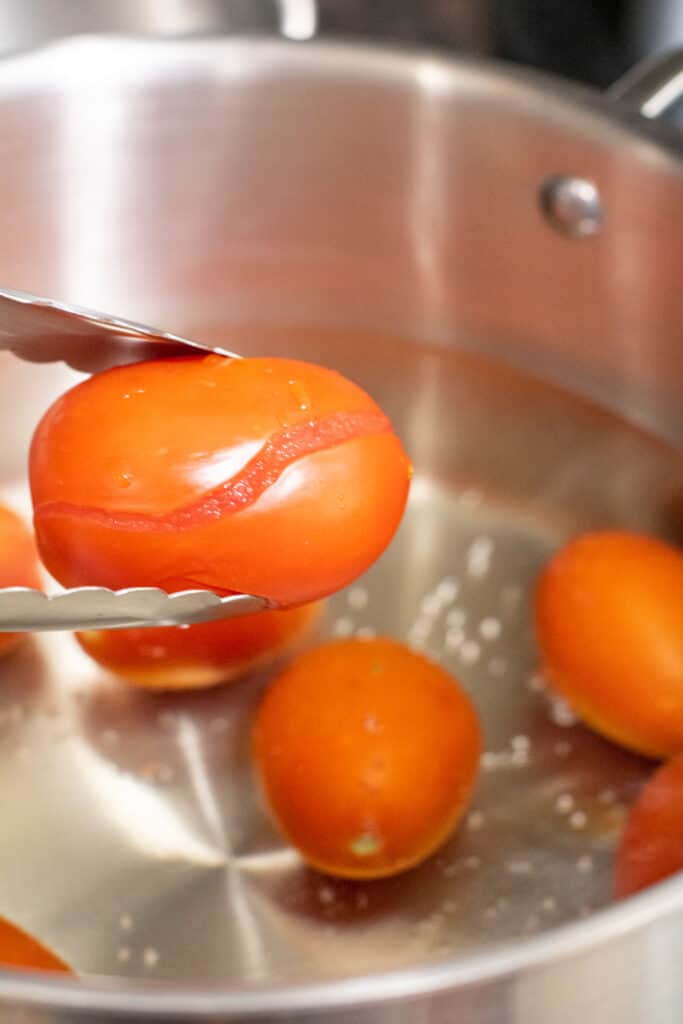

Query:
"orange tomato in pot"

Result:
[[535, 531, 683, 759], [76, 601, 321, 690], [29, 356, 411, 607], [253, 637, 481, 879], [0, 505, 42, 657], [0, 918, 70, 973], [615, 753, 683, 898]]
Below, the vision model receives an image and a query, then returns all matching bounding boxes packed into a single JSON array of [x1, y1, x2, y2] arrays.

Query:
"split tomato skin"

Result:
[[29, 355, 411, 607], [535, 531, 683, 759], [0, 918, 70, 973], [615, 753, 683, 898], [76, 602, 321, 691], [253, 637, 482, 880], [0, 505, 42, 656]]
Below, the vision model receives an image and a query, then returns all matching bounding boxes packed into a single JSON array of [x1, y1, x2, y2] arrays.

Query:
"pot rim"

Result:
[[0, 32, 681, 1018]]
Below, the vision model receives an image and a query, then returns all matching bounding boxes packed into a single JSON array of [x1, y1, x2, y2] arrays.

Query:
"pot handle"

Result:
[[606, 48, 683, 121]]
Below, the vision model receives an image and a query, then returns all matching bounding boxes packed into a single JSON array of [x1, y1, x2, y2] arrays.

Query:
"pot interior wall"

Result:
[[0, 36, 680, 460], [0, 34, 680, 1019]]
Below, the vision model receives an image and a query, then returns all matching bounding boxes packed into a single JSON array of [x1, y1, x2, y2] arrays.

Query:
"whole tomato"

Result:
[[30, 356, 411, 607], [0, 504, 42, 656], [615, 752, 683, 898], [535, 531, 683, 759], [253, 637, 481, 879], [77, 601, 321, 690]]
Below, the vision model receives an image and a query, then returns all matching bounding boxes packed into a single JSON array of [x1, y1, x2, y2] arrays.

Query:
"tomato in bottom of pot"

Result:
[[0, 918, 70, 973], [535, 531, 683, 759], [615, 753, 683, 898], [77, 602, 322, 690], [0, 504, 42, 657], [253, 637, 482, 880]]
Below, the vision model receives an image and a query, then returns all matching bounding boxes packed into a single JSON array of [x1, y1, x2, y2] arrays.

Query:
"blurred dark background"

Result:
[[320, 0, 678, 87], [0, 1, 678, 88]]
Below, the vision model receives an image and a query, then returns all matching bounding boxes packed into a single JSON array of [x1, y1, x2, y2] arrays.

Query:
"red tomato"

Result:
[[253, 637, 482, 879], [76, 601, 321, 690], [29, 356, 411, 607], [0, 918, 70, 973], [535, 531, 683, 758], [615, 753, 683, 898], [0, 505, 42, 657]]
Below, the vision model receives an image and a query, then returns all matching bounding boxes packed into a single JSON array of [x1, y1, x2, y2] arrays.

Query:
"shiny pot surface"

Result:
[[0, 36, 681, 1024]]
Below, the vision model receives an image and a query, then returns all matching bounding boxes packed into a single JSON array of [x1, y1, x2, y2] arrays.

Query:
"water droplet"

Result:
[[598, 788, 617, 805], [554, 740, 573, 757], [446, 608, 466, 628], [288, 379, 311, 411], [540, 897, 557, 913], [318, 886, 336, 905], [333, 617, 354, 638], [577, 855, 594, 873], [435, 578, 459, 604], [548, 697, 578, 728], [356, 626, 376, 640], [467, 810, 485, 831], [116, 946, 131, 963], [507, 859, 533, 876], [347, 587, 369, 611], [408, 615, 433, 648], [420, 593, 442, 617], [116, 472, 133, 489], [479, 617, 501, 641], [143, 947, 160, 968], [569, 811, 588, 830], [555, 793, 574, 815], [445, 627, 465, 651], [460, 640, 481, 665], [119, 913, 133, 931], [466, 536, 494, 579]]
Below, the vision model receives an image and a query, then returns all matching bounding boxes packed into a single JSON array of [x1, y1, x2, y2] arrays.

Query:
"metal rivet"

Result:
[[539, 176, 603, 239]]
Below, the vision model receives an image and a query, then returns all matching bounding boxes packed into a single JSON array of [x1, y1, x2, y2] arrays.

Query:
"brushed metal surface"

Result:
[[0, 286, 231, 372], [0, 586, 268, 632], [0, 35, 680, 1024]]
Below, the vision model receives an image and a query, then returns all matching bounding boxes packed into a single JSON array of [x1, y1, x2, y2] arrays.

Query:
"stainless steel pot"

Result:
[[0, 35, 681, 1024]]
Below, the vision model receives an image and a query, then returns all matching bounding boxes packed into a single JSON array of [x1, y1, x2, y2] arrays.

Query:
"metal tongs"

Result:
[[0, 287, 268, 631]]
